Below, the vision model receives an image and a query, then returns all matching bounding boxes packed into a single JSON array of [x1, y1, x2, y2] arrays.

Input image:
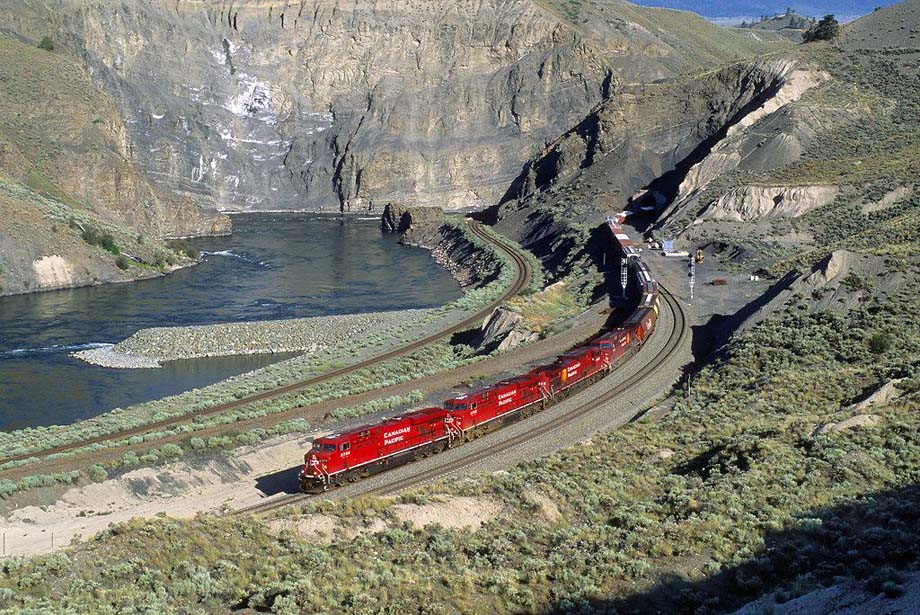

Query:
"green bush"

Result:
[[88, 465, 108, 482], [81, 228, 119, 255], [868, 332, 893, 355], [115, 255, 131, 270], [167, 240, 199, 260], [803, 15, 840, 42], [37, 36, 54, 52]]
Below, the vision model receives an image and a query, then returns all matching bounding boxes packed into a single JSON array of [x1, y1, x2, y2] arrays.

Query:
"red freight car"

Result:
[[621, 308, 657, 344], [443, 375, 546, 440], [299, 406, 449, 492], [607, 217, 640, 260]]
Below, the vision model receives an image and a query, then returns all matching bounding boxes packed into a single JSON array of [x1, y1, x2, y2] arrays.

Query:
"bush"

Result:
[[167, 240, 199, 260], [88, 465, 108, 482], [868, 332, 893, 355], [115, 255, 131, 270], [37, 36, 54, 52], [81, 228, 119, 255], [803, 15, 840, 42]]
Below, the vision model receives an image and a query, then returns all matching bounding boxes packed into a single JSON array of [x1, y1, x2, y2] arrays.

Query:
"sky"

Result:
[[628, 0, 901, 19]]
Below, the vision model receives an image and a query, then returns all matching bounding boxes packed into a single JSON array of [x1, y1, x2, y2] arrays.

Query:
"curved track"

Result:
[[233, 284, 688, 517], [0, 222, 531, 469]]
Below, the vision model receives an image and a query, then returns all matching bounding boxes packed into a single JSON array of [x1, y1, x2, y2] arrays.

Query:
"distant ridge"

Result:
[[629, 0, 901, 19]]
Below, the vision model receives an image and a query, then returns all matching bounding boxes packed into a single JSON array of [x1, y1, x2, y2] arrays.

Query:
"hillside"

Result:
[[1, 0, 788, 214], [1, 1, 920, 613], [739, 11, 817, 39], [0, 36, 228, 295]]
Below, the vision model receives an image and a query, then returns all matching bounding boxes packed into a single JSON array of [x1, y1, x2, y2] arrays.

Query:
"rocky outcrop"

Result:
[[502, 58, 808, 211], [381, 204, 445, 247], [701, 185, 839, 222], [662, 66, 831, 219], [816, 414, 882, 435], [2, 0, 783, 214], [431, 226, 502, 290], [472, 306, 538, 352], [847, 379, 905, 413], [862, 186, 915, 214]]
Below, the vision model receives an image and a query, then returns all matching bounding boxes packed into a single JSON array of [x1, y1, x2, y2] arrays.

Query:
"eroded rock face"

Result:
[[31, 256, 76, 290], [3, 0, 777, 214], [0, 36, 224, 295], [380, 203, 444, 247], [702, 185, 839, 222]]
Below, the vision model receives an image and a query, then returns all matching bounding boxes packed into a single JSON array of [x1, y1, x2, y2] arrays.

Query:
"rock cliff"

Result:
[[0, 37, 226, 295], [2, 0, 785, 214]]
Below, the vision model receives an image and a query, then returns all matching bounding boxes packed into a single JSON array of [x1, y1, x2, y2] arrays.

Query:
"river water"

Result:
[[0, 214, 461, 431]]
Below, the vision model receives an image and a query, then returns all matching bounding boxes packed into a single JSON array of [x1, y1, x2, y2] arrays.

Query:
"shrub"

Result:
[[167, 240, 199, 260], [803, 15, 839, 42], [158, 443, 183, 459], [37, 36, 54, 52], [88, 465, 108, 482], [81, 228, 119, 255], [115, 255, 131, 270], [868, 332, 893, 355]]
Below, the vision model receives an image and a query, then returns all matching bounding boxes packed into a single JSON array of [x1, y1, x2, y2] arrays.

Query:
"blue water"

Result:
[[0, 213, 461, 431]]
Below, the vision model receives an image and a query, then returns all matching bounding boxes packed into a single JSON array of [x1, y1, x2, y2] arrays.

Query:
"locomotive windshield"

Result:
[[312, 443, 336, 452]]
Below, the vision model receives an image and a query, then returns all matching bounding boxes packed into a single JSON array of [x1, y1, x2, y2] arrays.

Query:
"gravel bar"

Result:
[[74, 309, 432, 368]]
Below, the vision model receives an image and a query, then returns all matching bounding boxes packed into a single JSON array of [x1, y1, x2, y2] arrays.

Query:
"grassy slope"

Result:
[[0, 36, 191, 292], [536, 0, 791, 68]]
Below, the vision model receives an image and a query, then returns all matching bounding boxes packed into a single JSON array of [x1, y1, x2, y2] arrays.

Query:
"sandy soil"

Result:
[[393, 496, 502, 530], [267, 495, 502, 544], [1, 434, 312, 557]]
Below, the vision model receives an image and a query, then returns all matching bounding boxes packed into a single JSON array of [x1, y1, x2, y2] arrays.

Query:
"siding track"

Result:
[[233, 284, 688, 517], [0, 222, 531, 473]]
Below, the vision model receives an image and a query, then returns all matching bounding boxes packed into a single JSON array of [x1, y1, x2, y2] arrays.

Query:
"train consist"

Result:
[[299, 214, 660, 492]]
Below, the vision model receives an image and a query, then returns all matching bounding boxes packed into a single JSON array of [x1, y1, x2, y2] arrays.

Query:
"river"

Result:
[[0, 213, 461, 431]]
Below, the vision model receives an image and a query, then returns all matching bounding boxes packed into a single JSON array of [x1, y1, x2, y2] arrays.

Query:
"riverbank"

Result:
[[74, 309, 433, 368]]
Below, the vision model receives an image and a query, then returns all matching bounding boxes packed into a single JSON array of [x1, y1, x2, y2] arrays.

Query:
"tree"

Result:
[[37, 36, 54, 52], [803, 14, 840, 42]]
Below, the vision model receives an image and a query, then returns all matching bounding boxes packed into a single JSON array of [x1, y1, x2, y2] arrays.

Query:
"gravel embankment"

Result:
[[74, 309, 432, 368]]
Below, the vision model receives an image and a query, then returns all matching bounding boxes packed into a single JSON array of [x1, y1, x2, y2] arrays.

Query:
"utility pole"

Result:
[[620, 259, 628, 298], [688, 257, 696, 300]]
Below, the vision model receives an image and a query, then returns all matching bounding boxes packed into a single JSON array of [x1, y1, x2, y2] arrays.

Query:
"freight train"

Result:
[[299, 213, 660, 492]]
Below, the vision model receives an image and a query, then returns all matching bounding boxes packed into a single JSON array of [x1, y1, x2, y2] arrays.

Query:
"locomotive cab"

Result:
[[299, 434, 350, 492]]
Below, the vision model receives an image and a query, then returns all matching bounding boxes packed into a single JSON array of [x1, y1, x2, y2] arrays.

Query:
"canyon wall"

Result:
[[3, 0, 783, 213]]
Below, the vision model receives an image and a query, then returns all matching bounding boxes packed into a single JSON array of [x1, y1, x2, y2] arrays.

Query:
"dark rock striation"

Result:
[[2, 0, 785, 214]]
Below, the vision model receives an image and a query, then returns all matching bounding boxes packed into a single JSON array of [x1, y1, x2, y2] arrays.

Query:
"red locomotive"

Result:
[[301, 407, 451, 492], [299, 213, 661, 492]]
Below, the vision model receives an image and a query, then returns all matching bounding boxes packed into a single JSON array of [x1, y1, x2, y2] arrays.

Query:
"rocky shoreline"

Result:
[[74, 309, 432, 368]]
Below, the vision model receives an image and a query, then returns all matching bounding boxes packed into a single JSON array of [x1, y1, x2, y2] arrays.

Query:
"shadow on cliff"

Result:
[[541, 484, 920, 614]]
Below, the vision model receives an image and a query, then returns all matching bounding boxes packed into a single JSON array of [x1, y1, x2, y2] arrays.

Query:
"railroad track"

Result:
[[232, 284, 687, 517], [0, 221, 531, 470]]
